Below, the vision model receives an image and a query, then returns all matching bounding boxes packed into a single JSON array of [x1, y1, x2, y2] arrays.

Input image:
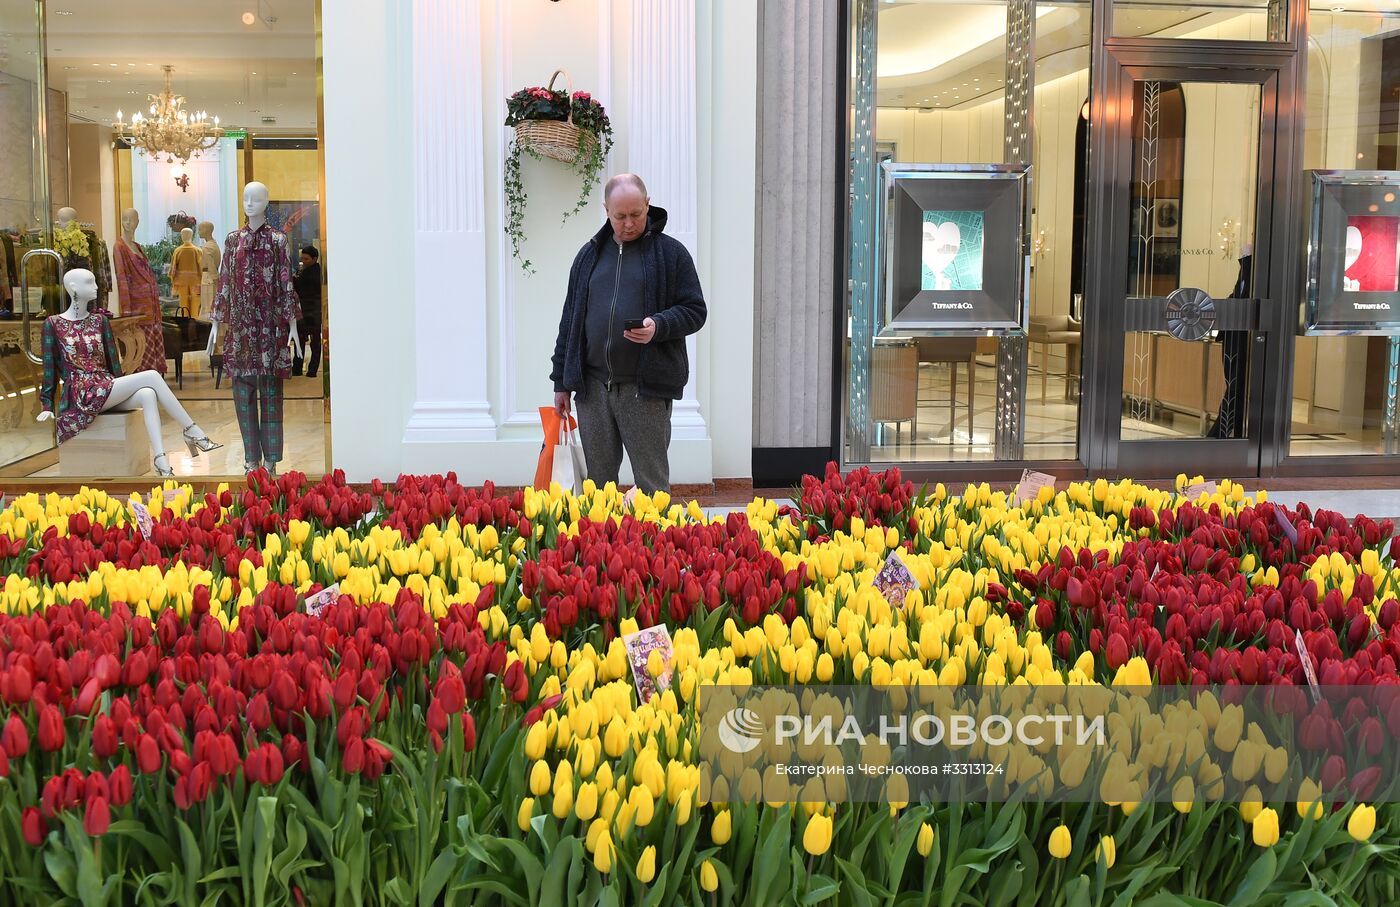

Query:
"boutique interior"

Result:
[[859, 1, 1400, 464], [0, 0, 325, 479]]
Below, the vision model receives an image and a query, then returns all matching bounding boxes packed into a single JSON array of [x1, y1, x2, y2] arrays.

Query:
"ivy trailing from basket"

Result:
[[503, 83, 614, 274]]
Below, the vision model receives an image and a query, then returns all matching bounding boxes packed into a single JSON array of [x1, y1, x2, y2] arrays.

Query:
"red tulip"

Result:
[[92, 715, 119, 758], [37, 704, 65, 752], [22, 807, 46, 846], [342, 736, 366, 774], [2, 714, 30, 758], [74, 677, 102, 714], [135, 733, 162, 774], [462, 713, 477, 752], [108, 765, 133, 806]]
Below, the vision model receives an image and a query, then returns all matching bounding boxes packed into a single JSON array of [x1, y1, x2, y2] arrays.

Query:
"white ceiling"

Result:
[[41, 0, 317, 132]]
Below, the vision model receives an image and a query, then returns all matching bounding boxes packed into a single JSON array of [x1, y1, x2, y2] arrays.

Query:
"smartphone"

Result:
[[623, 318, 646, 330]]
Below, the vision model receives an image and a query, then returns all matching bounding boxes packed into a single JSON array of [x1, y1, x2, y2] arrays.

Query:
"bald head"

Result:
[[604, 173, 650, 243], [604, 173, 649, 204]]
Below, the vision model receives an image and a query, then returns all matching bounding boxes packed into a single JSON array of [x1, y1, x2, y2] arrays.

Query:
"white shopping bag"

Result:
[[551, 420, 588, 494]]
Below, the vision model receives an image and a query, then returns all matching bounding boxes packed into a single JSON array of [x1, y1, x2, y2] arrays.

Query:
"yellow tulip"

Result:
[[1172, 776, 1194, 814], [1296, 778, 1324, 821], [803, 814, 834, 856], [635, 845, 657, 883], [593, 830, 613, 874], [1240, 787, 1263, 824], [524, 721, 550, 761], [712, 809, 732, 845], [1048, 824, 1072, 860], [575, 782, 599, 822], [1096, 835, 1116, 869], [700, 859, 719, 892], [916, 822, 935, 857], [1252, 808, 1280, 847], [517, 797, 535, 832], [1348, 804, 1377, 842], [529, 761, 551, 796]]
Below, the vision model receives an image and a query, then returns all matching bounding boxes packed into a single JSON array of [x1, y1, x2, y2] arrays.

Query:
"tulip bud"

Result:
[[21, 807, 46, 847], [1048, 824, 1072, 860], [699, 860, 719, 892], [83, 795, 111, 837], [802, 814, 833, 856], [1348, 804, 1377, 842]]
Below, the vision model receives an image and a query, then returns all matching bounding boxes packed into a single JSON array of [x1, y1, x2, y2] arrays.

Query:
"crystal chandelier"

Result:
[[113, 65, 223, 164]]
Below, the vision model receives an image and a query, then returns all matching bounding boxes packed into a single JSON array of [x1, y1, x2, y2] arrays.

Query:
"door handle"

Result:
[[18, 248, 63, 365], [1124, 287, 1264, 338]]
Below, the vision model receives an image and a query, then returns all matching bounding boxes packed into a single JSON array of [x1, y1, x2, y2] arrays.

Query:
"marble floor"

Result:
[[1, 352, 327, 479], [866, 356, 1387, 462]]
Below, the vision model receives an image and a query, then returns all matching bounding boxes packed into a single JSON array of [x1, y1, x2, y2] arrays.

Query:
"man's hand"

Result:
[[623, 316, 657, 344], [554, 391, 572, 419]]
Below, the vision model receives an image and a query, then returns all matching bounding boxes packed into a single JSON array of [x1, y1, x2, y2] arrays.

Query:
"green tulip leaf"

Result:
[[1228, 849, 1279, 907]]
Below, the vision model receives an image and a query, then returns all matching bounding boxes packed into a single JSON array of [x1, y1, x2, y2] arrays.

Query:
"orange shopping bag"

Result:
[[533, 406, 577, 490]]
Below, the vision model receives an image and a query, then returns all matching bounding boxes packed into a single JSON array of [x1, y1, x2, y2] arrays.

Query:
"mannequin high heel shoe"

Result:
[[154, 454, 175, 478], [183, 426, 223, 457]]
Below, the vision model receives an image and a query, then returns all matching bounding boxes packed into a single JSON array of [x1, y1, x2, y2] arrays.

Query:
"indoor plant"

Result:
[[503, 71, 613, 273]]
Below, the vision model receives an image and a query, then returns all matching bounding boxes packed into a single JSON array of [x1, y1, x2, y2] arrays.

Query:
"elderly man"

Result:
[[550, 174, 706, 494]]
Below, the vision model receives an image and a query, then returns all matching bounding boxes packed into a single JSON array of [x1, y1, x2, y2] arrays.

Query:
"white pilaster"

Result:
[[629, 0, 708, 443], [403, 0, 496, 443]]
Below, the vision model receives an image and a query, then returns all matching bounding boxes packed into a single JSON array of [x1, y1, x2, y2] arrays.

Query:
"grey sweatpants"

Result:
[[574, 375, 672, 493]]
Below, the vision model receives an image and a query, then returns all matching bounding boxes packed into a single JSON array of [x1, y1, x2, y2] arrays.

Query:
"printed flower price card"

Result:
[[623, 624, 674, 704], [873, 548, 917, 609]]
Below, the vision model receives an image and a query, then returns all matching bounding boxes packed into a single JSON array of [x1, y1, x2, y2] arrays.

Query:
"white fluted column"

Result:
[[403, 0, 496, 443], [629, 0, 707, 441]]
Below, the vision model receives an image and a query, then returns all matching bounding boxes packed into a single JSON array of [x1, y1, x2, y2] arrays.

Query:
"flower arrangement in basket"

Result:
[[504, 70, 613, 273]]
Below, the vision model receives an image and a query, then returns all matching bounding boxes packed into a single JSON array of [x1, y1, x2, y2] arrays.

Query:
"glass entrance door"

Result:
[[1083, 57, 1285, 477], [0, 0, 60, 472]]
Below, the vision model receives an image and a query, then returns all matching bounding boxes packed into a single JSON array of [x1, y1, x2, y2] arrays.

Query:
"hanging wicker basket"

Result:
[[513, 69, 598, 164]]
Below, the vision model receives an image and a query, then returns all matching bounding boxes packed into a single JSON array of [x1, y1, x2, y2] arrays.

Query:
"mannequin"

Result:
[[54, 207, 114, 311], [208, 182, 300, 475], [1207, 241, 1253, 440], [111, 209, 167, 374], [38, 269, 221, 476], [170, 227, 203, 315], [198, 221, 221, 321]]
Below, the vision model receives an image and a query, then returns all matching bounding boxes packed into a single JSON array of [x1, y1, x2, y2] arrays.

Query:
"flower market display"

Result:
[[1, 465, 1398, 905]]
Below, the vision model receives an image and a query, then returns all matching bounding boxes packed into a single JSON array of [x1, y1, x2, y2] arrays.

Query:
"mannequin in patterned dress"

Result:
[[38, 269, 221, 476], [206, 182, 300, 476], [112, 209, 167, 374]]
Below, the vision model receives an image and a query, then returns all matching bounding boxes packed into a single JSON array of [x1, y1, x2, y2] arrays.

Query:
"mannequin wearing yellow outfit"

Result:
[[170, 228, 203, 315]]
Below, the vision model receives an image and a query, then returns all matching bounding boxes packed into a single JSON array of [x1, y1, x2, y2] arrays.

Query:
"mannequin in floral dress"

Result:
[[111, 208, 167, 374], [38, 269, 221, 476]]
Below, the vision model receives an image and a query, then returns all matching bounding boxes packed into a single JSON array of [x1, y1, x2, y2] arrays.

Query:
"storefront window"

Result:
[[1112, 0, 1290, 41], [1290, 3, 1400, 457], [845, 0, 1090, 465], [0, 1, 326, 479]]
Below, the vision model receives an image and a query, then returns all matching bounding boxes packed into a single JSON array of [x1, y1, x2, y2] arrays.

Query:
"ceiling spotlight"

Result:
[[242, 11, 256, 25]]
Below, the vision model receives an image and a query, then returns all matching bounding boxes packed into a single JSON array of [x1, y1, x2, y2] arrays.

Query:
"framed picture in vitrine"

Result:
[[1303, 170, 1400, 335], [877, 162, 1029, 336]]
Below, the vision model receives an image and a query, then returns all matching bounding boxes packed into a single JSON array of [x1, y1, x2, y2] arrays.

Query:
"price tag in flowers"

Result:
[[305, 583, 341, 617], [873, 549, 917, 609], [1294, 629, 1321, 703], [129, 500, 153, 541], [1184, 481, 1217, 499], [623, 624, 674, 705], [1275, 507, 1299, 546], [162, 488, 182, 505], [358, 507, 380, 529], [1013, 470, 1056, 506]]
